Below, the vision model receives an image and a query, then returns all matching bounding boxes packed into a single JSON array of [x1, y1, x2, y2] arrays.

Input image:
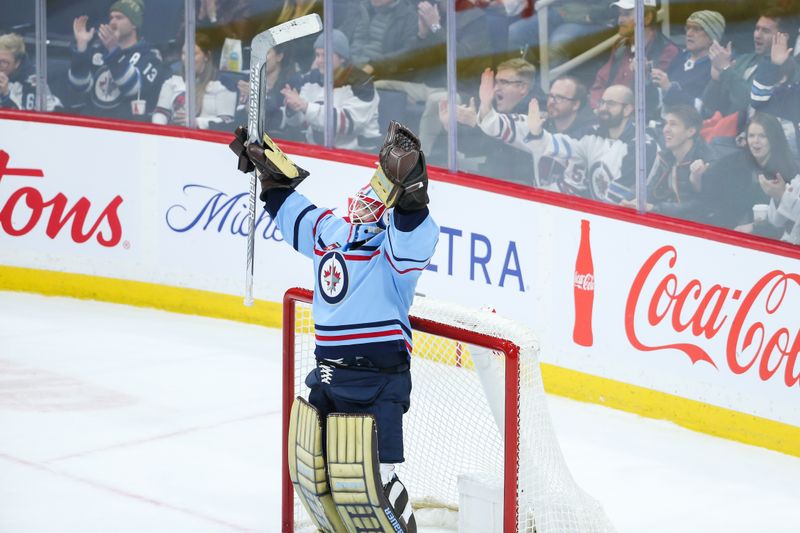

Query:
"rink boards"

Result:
[[1, 110, 798, 456]]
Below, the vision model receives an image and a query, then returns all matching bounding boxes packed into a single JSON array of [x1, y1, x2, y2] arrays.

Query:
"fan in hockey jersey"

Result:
[[152, 32, 236, 130], [67, 0, 164, 121], [230, 121, 437, 532], [478, 83, 656, 201], [280, 29, 381, 150], [0, 33, 62, 112]]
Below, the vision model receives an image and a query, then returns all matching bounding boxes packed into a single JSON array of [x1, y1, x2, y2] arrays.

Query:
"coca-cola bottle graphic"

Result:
[[573, 219, 594, 346]]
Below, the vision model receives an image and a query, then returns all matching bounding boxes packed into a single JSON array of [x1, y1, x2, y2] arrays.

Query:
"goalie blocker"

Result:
[[288, 397, 416, 533], [229, 126, 309, 199]]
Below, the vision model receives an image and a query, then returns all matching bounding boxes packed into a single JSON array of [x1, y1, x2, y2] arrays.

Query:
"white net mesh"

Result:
[[286, 290, 616, 533]]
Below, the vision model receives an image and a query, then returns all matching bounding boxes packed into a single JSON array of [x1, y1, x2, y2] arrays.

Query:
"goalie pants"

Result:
[[305, 362, 411, 464]]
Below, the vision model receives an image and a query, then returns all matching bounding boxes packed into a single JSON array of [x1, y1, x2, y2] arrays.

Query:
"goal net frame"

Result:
[[281, 287, 614, 533], [281, 287, 520, 532]]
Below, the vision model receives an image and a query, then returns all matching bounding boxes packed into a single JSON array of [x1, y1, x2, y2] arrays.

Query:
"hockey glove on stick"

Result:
[[229, 126, 310, 200], [370, 121, 429, 211]]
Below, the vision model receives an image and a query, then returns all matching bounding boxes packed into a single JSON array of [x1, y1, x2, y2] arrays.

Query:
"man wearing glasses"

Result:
[[479, 83, 655, 200], [436, 58, 543, 186], [543, 75, 594, 137]]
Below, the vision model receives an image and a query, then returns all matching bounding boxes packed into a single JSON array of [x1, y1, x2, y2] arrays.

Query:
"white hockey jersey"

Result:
[[284, 69, 380, 150], [152, 75, 236, 129], [478, 108, 645, 201]]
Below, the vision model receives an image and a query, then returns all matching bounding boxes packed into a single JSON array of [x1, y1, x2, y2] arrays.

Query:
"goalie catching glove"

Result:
[[370, 121, 429, 211], [229, 126, 309, 200]]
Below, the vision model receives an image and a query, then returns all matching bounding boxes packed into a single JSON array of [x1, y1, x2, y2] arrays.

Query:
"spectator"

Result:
[[152, 33, 236, 130], [693, 112, 798, 236], [340, 0, 418, 77], [702, 8, 793, 118], [479, 84, 655, 200], [435, 59, 541, 185], [543, 75, 594, 137], [650, 10, 725, 110], [280, 30, 380, 150], [750, 31, 800, 157], [590, 0, 679, 108], [537, 75, 595, 189], [67, 0, 165, 121], [235, 43, 298, 136], [509, 0, 616, 66], [0, 33, 62, 111], [765, 171, 800, 244], [621, 105, 712, 222]]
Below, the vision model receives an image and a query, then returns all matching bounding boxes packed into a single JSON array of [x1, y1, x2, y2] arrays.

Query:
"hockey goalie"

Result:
[[231, 120, 439, 532]]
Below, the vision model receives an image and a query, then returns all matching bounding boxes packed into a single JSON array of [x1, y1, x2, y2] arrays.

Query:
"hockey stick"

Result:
[[243, 14, 322, 306]]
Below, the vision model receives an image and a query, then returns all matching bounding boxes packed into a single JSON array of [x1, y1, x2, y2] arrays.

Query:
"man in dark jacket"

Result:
[[702, 7, 793, 118], [622, 104, 713, 222], [67, 0, 165, 121], [590, 0, 679, 108]]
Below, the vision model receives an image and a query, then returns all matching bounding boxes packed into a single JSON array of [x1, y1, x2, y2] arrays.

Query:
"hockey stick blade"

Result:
[[242, 14, 322, 307]]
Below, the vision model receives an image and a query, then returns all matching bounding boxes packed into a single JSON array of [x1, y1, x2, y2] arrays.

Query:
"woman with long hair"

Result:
[[152, 33, 236, 130], [693, 112, 799, 238]]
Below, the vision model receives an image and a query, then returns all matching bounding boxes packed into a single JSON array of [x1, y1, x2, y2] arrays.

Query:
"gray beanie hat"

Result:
[[313, 29, 350, 62], [687, 10, 726, 43]]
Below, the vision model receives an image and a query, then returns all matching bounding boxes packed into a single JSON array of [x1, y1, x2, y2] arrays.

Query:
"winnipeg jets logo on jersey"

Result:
[[94, 67, 120, 104], [318, 252, 348, 304]]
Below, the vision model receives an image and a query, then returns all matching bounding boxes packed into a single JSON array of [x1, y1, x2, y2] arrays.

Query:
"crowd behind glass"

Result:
[[3, 0, 800, 245]]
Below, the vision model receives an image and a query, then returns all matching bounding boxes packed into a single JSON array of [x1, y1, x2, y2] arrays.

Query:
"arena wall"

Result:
[[1, 109, 798, 456]]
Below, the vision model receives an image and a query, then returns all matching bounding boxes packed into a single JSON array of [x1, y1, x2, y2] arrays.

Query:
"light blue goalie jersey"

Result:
[[274, 190, 439, 363]]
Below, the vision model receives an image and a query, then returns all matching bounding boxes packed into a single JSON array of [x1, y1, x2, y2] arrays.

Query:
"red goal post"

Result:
[[281, 287, 615, 533]]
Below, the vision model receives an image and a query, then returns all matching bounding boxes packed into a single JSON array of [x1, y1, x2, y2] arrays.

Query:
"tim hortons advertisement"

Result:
[[0, 115, 797, 428]]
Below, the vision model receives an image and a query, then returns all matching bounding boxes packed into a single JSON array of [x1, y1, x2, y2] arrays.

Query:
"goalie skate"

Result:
[[326, 413, 415, 533], [287, 397, 347, 533]]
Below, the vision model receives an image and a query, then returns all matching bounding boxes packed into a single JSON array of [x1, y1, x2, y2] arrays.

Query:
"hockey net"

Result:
[[282, 287, 615, 533]]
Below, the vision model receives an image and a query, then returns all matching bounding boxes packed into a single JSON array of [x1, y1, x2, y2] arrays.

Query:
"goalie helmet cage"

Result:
[[281, 287, 616, 533]]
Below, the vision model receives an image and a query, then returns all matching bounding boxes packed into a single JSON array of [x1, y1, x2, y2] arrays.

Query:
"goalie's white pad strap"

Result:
[[287, 397, 347, 533], [326, 414, 409, 533]]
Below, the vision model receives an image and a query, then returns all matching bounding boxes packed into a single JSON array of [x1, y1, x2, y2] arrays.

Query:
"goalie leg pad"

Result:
[[287, 397, 348, 533], [326, 413, 414, 533]]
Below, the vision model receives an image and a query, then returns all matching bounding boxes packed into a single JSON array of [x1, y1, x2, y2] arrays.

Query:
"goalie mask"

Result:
[[345, 184, 387, 246]]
